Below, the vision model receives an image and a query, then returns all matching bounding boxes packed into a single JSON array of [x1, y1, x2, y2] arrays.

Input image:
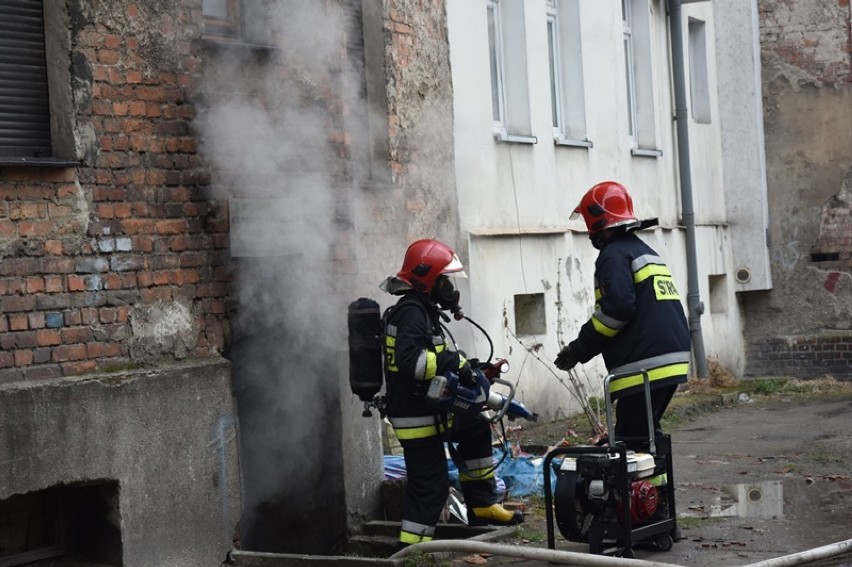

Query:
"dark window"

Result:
[[0, 0, 52, 158], [202, 0, 242, 39]]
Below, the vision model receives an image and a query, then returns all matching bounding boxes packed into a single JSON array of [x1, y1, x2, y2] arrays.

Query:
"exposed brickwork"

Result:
[[0, 0, 452, 382], [744, 0, 852, 379], [0, 1, 230, 383], [758, 0, 852, 87], [745, 334, 852, 380], [383, 0, 458, 245], [810, 172, 852, 271]]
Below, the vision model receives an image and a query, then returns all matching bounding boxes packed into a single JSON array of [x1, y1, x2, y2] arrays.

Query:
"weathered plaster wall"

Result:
[[744, 0, 852, 378], [355, 0, 460, 300], [447, 0, 747, 415], [0, 2, 244, 563], [0, 358, 241, 567]]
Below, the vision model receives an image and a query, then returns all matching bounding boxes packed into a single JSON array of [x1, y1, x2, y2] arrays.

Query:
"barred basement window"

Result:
[[0, 0, 75, 166]]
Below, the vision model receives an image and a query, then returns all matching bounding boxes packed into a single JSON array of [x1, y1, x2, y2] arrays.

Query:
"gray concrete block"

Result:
[[0, 356, 242, 567]]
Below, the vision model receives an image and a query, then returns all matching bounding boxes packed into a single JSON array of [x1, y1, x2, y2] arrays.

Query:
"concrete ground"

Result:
[[229, 388, 852, 566], [421, 393, 852, 566]]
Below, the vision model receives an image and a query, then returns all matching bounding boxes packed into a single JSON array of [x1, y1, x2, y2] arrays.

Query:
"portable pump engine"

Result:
[[543, 371, 679, 558], [346, 297, 537, 423]]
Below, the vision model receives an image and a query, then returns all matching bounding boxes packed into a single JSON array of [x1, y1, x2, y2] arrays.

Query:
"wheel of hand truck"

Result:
[[654, 533, 673, 551], [554, 469, 593, 543]]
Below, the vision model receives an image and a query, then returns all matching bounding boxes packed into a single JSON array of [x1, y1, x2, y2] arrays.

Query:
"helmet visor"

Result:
[[440, 253, 467, 278]]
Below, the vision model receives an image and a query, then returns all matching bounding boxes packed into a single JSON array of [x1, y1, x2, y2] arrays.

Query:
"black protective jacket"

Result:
[[382, 293, 466, 440], [568, 231, 691, 398]]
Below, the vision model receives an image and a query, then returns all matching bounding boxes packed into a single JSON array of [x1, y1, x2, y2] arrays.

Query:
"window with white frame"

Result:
[[487, 0, 535, 144], [547, 0, 591, 147], [688, 17, 711, 124], [621, 0, 661, 156]]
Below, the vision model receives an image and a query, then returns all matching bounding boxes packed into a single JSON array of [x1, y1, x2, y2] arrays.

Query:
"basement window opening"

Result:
[[810, 252, 839, 262], [0, 480, 122, 567], [514, 293, 546, 336], [708, 274, 728, 314]]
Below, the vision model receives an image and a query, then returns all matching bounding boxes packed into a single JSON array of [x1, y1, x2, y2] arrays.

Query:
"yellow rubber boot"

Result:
[[469, 503, 524, 526]]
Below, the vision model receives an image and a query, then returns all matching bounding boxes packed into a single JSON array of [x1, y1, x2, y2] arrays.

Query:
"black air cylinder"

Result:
[[347, 297, 383, 402]]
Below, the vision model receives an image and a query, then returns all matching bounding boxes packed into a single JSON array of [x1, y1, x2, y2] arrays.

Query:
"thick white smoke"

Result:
[[194, 0, 359, 553]]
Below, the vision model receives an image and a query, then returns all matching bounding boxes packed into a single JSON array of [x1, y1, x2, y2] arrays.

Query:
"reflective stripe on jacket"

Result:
[[382, 293, 465, 439], [569, 232, 691, 394], [608, 351, 691, 398]]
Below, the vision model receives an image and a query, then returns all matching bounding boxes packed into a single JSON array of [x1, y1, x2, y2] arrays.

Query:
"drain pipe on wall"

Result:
[[668, 0, 708, 377]]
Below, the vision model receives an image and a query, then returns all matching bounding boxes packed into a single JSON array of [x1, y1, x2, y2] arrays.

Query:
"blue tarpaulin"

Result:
[[384, 446, 554, 497]]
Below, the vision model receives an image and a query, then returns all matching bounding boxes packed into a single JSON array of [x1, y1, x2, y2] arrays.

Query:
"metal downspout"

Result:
[[668, 0, 708, 377]]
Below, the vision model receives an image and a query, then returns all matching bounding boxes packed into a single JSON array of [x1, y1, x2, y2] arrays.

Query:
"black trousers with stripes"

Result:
[[400, 412, 499, 532]]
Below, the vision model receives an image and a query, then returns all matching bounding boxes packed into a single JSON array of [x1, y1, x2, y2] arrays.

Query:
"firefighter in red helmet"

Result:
[[555, 181, 690, 454], [380, 239, 522, 547]]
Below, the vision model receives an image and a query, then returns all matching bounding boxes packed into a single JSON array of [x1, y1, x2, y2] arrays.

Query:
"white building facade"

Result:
[[444, 0, 771, 421]]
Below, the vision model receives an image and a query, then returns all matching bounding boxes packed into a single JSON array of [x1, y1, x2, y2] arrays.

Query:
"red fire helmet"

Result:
[[571, 181, 639, 235], [396, 239, 465, 293]]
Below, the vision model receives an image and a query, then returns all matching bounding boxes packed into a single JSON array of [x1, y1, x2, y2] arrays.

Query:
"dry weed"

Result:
[[684, 357, 739, 393]]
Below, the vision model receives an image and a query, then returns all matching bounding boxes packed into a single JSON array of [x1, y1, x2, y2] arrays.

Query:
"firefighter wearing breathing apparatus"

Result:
[[380, 239, 523, 546], [554, 181, 691, 450]]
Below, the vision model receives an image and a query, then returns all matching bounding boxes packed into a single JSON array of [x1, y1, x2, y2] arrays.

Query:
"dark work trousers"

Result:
[[400, 412, 499, 534], [614, 384, 678, 462]]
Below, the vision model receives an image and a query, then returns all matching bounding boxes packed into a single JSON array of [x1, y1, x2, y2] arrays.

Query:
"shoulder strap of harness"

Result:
[[382, 293, 439, 335]]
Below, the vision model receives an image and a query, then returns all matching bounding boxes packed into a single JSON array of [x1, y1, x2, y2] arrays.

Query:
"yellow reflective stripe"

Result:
[[460, 467, 495, 482], [392, 419, 452, 441], [646, 473, 668, 487], [400, 531, 433, 544], [592, 315, 619, 338], [425, 351, 437, 380], [385, 336, 398, 372], [609, 363, 690, 393], [594, 308, 627, 330], [400, 519, 435, 544], [634, 263, 671, 284], [393, 425, 441, 440], [595, 287, 602, 301]]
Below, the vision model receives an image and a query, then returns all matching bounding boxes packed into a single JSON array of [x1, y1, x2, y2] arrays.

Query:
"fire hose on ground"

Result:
[[389, 537, 852, 566]]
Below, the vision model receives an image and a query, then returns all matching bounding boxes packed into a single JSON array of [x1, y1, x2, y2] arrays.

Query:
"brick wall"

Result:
[[746, 334, 852, 379], [758, 0, 851, 87], [0, 1, 230, 383]]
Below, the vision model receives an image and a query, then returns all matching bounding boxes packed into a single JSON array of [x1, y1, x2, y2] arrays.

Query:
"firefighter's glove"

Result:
[[554, 346, 578, 371]]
